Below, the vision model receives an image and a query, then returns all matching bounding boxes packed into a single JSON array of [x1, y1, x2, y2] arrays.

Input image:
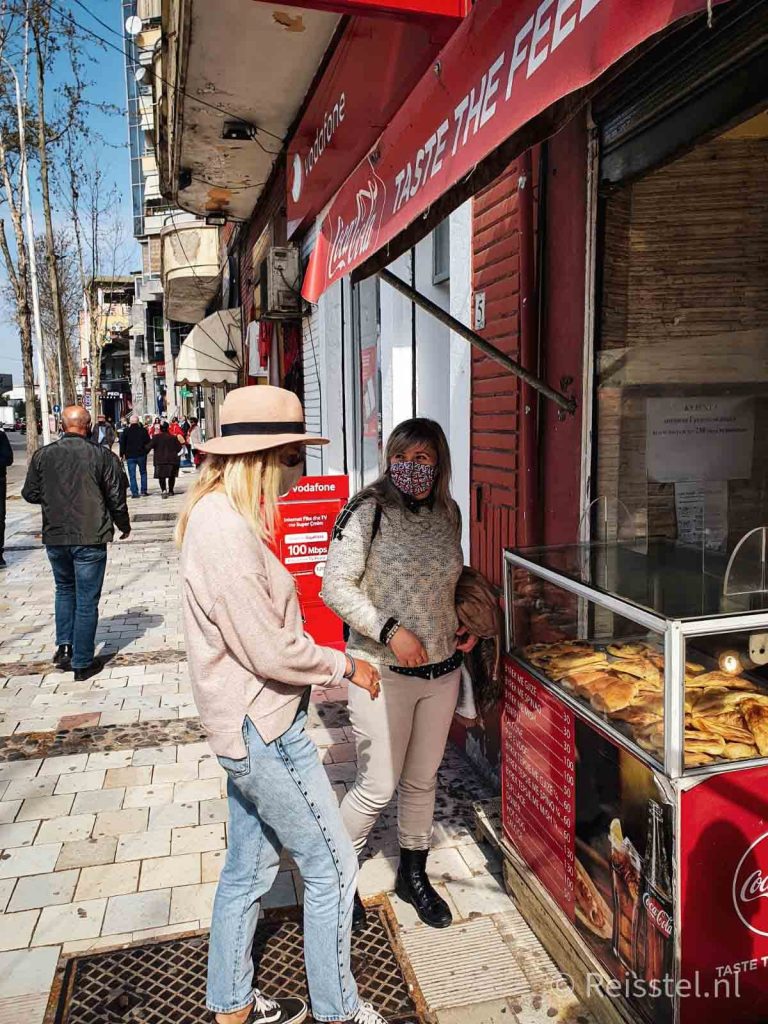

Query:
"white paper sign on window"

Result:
[[646, 397, 754, 483], [674, 481, 728, 551]]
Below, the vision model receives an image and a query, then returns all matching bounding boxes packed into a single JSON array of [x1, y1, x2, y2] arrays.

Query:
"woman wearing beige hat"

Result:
[[176, 386, 385, 1024]]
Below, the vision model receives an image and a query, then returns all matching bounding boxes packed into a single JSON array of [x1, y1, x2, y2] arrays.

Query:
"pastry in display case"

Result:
[[505, 536, 768, 775]]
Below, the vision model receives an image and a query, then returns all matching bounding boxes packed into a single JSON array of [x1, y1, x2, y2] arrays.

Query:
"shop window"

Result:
[[593, 108, 768, 559], [432, 219, 450, 285]]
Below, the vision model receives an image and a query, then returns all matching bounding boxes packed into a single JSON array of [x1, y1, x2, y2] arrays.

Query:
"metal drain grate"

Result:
[[47, 902, 425, 1024]]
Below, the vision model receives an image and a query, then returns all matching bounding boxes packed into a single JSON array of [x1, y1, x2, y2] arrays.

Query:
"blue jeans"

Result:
[[46, 545, 108, 669], [126, 456, 148, 497], [208, 713, 359, 1021]]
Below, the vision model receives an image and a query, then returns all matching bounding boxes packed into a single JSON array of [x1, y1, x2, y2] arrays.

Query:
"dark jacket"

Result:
[[22, 433, 130, 545], [120, 423, 150, 460], [91, 422, 116, 448], [147, 431, 182, 477], [0, 429, 12, 480]]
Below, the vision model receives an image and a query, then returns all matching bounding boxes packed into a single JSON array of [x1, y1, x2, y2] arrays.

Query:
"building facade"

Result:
[[122, 0, 201, 420]]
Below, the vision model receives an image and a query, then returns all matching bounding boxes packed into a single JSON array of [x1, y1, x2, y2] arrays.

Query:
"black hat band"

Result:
[[220, 421, 306, 437]]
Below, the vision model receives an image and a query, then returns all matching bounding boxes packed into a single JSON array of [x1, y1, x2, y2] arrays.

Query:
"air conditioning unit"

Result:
[[261, 246, 301, 318]]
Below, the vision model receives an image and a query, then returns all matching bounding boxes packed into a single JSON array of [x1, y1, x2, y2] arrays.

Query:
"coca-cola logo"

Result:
[[643, 892, 673, 938], [326, 159, 386, 282], [732, 831, 768, 936]]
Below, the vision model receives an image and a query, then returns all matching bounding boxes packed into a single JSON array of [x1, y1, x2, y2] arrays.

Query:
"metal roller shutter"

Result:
[[594, 0, 768, 186]]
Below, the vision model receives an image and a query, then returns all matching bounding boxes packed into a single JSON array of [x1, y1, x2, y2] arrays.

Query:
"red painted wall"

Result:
[[470, 163, 522, 590], [539, 114, 588, 547], [470, 114, 588, 579], [465, 113, 588, 773]]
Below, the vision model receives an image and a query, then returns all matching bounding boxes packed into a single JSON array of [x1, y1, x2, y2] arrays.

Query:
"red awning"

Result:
[[303, 0, 729, 302]]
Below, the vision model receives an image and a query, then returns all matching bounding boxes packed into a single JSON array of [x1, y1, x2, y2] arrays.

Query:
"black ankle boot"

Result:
[[352, 890, 367, 934], [395, 848, 452, 928], [53, 644, 72, 669]]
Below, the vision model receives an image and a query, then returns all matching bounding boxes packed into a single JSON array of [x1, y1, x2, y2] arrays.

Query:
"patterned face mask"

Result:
[[390, 460, 436, 497]]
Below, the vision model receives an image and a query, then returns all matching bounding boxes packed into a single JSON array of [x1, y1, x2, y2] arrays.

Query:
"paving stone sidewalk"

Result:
[[0, 480, 593, 1024]]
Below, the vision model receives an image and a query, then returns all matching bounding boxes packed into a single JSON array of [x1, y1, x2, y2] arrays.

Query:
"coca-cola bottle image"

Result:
[[632, 800, 673, 1022]]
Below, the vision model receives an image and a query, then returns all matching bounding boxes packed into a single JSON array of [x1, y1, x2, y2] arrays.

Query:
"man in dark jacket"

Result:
[[22, 405, 130, 680], [119, 414, 150, 498], [91, 415, 116, 448], [0, 427, 13, 568]]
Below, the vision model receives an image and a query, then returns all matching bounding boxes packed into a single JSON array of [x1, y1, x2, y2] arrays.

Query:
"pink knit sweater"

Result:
[[180, 491, 346, 757]]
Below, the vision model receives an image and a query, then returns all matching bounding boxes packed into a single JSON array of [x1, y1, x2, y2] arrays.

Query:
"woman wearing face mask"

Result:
[[177, 386, 388, 1024], [321, 418, 477, 930]]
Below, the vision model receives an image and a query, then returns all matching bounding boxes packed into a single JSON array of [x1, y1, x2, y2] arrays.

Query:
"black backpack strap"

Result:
[[371, 503, 382, 542], [332, 495, 383, 543]]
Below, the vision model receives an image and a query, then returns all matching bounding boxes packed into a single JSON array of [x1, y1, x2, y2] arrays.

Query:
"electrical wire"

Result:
[[191, 174, 266, 194], [50, 0, 286, 145]]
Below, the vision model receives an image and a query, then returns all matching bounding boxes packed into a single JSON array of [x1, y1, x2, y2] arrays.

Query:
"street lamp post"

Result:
[[3, 57, 51, 445]]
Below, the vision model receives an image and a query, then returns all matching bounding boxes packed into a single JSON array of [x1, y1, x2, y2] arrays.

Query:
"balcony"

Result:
[[161, 222, 220, 323], [158, 0, 340, 221], [138, 0, 161, 20], [139, 92, 154, 132]]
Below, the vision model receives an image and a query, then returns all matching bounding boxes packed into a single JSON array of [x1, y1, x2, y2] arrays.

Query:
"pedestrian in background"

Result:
[[147, 420, 182, 498], [188, 416, 201, 467], [91, 414, 115, 449], [120, 414, 150, 499], [322, 418, 476, 931], [176, 384, 385, 1024], [22, 405, 130, 679], [169, 416, 185, 443], [0, 426, 13, 568], [148, 416, 162, 438]]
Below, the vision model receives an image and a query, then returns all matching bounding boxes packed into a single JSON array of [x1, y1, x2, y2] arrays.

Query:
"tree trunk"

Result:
[[89, 305, 102, 418], [19, 309, 38, 459], [34, 18, 75, 406]]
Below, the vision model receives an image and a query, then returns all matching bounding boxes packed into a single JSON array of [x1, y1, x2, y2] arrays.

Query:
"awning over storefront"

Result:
[[175, 308, 243, 386], [303, 0, 731, 302]]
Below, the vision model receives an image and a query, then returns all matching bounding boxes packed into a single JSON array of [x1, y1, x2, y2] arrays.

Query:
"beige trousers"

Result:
[[341, 665, 461, 853]]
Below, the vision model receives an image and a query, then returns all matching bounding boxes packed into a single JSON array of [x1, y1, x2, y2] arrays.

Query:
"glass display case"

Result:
[[504, 538, 768, 777]]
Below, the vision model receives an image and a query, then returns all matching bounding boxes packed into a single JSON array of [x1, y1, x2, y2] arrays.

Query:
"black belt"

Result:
[[390, 651, 463, 680]]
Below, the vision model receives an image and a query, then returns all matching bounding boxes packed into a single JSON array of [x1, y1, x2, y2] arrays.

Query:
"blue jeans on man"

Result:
[[46, 545, 108, 670], [208, 712, 359, 1021], [126, 456, 148, 498]]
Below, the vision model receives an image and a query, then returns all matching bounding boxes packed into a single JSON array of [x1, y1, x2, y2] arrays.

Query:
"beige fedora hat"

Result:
[[198, 385, 328, 456]]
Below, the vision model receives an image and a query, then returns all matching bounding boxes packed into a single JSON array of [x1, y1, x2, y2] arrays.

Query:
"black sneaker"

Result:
[[0, 554, 6, 568], [73, 656, 105, 682], [217, 995, 307, 1024], [53, 644, 73, 669]]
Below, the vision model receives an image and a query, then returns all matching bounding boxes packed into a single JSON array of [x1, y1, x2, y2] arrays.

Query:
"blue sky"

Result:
[[0, 0, 137, 382]]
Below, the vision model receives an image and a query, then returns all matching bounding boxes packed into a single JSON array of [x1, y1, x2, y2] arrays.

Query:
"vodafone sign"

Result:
[[303, 0, 732, 301], [287, 18, 455, 238]]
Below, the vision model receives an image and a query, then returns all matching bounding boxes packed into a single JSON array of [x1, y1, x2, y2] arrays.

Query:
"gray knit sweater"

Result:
[[321, 496, 464, 666]]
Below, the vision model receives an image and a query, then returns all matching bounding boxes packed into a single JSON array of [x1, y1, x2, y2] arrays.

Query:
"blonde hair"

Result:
[[175, 450, 284, 546]]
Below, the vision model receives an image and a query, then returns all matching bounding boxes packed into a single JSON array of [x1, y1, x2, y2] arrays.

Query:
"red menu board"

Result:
[[502, 657, 576, 918], [272, 476, 349, 650]]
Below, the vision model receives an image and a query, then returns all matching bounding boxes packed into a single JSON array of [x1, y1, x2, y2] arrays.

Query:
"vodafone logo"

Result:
[[732, 832, 768, 936], [291, 153, 303, 204]]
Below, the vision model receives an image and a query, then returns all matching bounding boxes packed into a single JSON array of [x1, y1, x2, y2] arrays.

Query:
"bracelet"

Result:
[[380, 618, 401, 646], [343, 654, 357, 680]]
